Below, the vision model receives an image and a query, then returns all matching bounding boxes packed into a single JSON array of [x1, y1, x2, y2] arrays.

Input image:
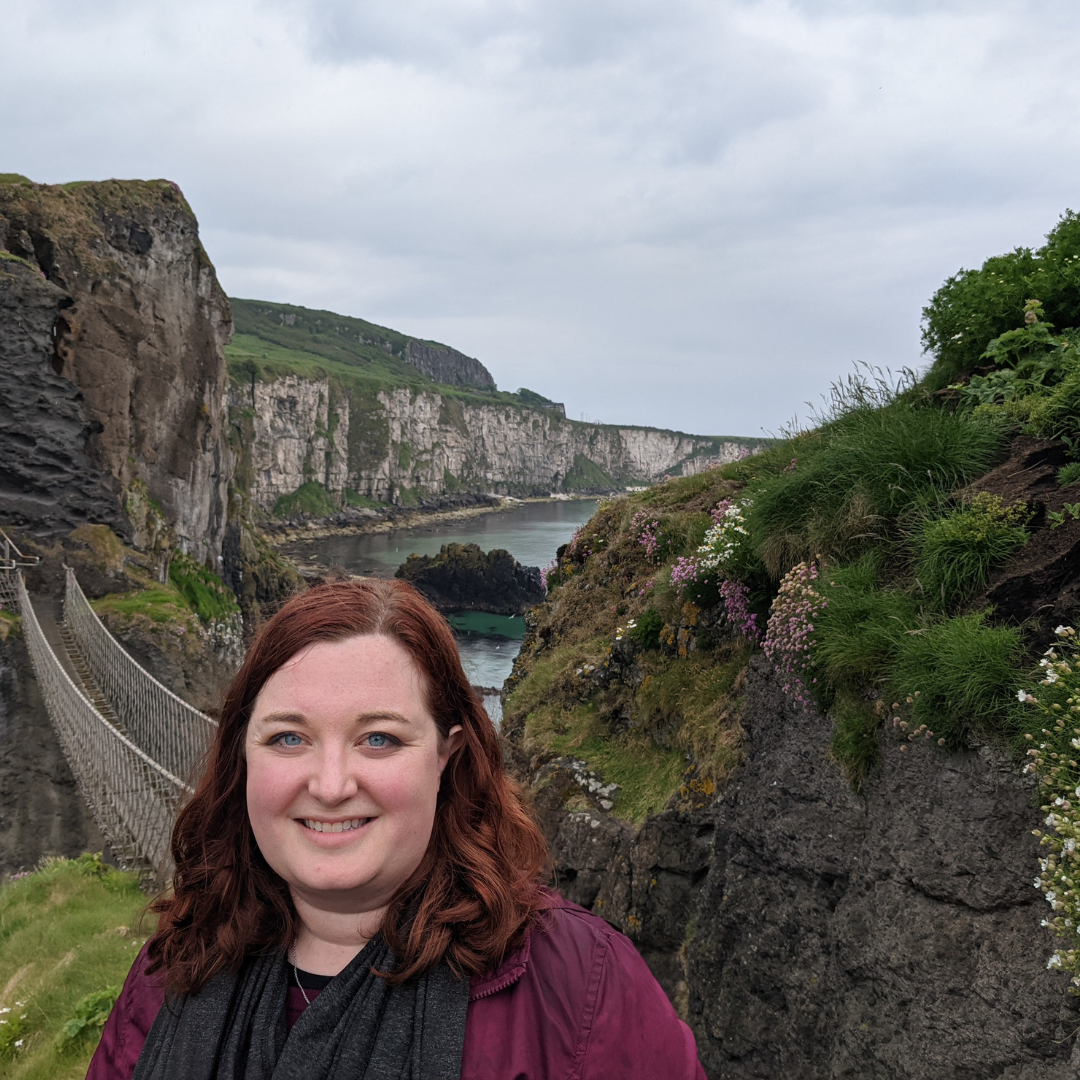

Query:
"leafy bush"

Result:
[[1058, 463, 1080, 488], [890, 612, 1024, 747], [913, 493, 1030, 606], [922, 209, 1080, 387]]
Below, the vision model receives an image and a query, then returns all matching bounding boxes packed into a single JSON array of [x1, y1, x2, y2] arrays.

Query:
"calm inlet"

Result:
[[297, 500, 599, 718]]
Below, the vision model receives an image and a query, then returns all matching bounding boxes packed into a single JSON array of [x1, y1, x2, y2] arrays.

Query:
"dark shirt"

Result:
[[285, 964, 329, 1028]]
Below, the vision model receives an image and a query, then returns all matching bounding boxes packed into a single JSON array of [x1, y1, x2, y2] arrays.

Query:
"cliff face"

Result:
[[0, 178, 232, 561], [0, 258, 128, 537], [232, 376, 755, 510], [533, 657, 1077, 1080]]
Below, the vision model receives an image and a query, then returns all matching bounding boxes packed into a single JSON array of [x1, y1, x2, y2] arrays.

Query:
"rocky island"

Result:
[[395, 542, 545, 615]]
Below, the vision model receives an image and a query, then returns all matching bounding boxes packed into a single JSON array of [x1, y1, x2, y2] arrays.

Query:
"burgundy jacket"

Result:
[[87, 898, 706, 1079]]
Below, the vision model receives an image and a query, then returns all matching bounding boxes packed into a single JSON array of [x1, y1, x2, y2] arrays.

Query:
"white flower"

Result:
[[1019, 689, 1031, 702], [13, 1039, 21, 1048], [1057, 626, 1070, 636], [1044, 672, 1060, 685], [1049, 953, 1064, 969]]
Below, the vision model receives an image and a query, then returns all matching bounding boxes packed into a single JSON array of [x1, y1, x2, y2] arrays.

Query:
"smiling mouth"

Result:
[[300, 817, 371, 834]]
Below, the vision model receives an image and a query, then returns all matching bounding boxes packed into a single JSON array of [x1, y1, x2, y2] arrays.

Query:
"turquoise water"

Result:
[[299, 500, 598, 713]]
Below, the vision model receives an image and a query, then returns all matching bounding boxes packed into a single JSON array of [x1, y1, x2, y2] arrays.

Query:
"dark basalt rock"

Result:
[[395, 542, 544, 615], [524, 654, 1080, 1079]]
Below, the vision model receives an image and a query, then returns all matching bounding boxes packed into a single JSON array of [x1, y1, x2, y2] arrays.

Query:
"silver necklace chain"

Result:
[[290, 943, 312, 1006]]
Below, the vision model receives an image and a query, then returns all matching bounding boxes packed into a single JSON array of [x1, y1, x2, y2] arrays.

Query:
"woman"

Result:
[[89, 578, 706, 1079]]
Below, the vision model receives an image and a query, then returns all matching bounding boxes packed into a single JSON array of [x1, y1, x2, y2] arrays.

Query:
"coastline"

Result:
[[260, 494, 600, 548]]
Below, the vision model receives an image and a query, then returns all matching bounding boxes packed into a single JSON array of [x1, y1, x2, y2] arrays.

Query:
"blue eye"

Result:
[[273, 732, 303, 747], [364, 732, 395, 749]]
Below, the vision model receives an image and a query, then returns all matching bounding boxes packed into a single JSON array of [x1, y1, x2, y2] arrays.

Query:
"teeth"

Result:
[[303, 818, 368, 834]]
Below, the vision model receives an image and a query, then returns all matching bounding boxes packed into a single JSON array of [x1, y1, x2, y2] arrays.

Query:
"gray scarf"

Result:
[[131, 935, 469, 1080]]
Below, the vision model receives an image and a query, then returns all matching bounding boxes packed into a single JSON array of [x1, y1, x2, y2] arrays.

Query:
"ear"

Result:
[[438, 725, 464, 773]]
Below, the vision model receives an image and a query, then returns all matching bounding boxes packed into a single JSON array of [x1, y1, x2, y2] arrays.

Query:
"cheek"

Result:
[[245, 752, 301, 829]]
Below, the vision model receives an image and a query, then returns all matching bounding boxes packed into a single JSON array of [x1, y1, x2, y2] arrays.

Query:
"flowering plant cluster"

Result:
[[540, 559, 557, 591], [629, 511, 663, 562], [718, 580, 760, 641], [698, 498, 752, 577], [762, 561, 826, 707], [669, 556, 699, 590], [1020, 625, 1080, 990]]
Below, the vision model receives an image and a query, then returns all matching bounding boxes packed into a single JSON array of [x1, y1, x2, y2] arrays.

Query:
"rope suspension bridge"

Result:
[[1, 530, 216, 884]]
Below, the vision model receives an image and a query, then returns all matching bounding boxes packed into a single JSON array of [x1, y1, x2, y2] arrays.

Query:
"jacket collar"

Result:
[[468, 928, 532, 1002]]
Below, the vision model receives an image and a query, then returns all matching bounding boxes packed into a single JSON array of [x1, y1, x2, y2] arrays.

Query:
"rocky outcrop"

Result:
[[525, 657, 1079, 1079], [395, 542, 544, 615], [404, 340, 494, 389], [0, 178, 233, 562], [232, 375, 760, 511]]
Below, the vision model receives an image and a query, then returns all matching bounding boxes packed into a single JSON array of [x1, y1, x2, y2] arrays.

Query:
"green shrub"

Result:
[[629, 608, 664, 650], [921, 209, 1080, 388], [56, 987, 120, 1051], [912, 493, 1030, 606], [273, 480, 339, 518], [890, 612, 1024, 747]]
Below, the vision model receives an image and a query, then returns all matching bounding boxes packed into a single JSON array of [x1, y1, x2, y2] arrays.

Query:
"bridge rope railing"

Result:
[[14, 572, 185, 882], [63, 567, 217, 788]]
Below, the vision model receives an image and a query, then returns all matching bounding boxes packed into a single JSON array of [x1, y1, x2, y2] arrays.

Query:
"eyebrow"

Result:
[[252, 710, 414, 727]]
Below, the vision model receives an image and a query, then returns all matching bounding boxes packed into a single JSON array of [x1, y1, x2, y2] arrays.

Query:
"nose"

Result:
[[307, 743, 359, 805]]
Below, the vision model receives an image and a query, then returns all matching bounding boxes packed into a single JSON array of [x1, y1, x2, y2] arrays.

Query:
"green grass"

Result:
[[0, 611, 21, 642], [912, 495, 1030, 606], [1058, 462, 1080, 488], [528, 704, 686, 823], [344, 489, 386, 510], [828, 692, 881, 787], [813, 556, 918, 695], [91, 586, 194, 626], [167, 552, 239, 623], [890, 612, 1025, 747], [747, 401, 1008, 577], [562, 454, 617, 492], [0, 855, 155, 1080], [273, 480, 340, 519]]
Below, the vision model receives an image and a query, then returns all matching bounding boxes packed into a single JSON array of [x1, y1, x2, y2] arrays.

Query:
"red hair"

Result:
[[148, 578, 549, 993]]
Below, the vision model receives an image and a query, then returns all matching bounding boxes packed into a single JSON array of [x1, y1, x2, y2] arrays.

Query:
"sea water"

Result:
[[299, 500, 599, 721]]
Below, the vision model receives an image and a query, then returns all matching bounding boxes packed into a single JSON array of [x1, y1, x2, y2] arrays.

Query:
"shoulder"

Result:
[[464, 896, 705, 1080]]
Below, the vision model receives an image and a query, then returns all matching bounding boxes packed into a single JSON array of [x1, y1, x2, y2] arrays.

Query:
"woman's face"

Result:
[[245, 634, 461, 913]]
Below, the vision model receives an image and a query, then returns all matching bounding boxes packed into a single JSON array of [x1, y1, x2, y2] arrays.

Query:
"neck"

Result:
[[291, 893, 388, 976]]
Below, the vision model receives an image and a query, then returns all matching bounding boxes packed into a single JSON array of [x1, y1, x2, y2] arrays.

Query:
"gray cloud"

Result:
[[4, 0, 1080, 435]]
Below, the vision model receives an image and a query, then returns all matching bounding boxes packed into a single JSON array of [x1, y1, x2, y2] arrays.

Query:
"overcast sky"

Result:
[[5, 0, 1080, 436]]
